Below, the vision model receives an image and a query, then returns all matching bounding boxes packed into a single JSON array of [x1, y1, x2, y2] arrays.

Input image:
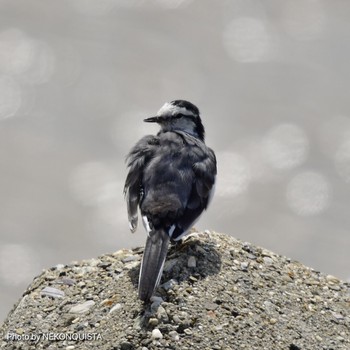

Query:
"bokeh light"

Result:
[[223, 17, 275, 63], [0, 29, 55, 85], [262, 123, 309, 170], [0, 29, 34, 75], [0, 244, 40, 286], [286, 171, 331, 216], [216, 151, 251, 197], [19, 40, 55, 85], [0, 75, 21, 120]]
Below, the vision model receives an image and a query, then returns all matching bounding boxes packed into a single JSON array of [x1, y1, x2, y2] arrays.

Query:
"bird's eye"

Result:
[[175, 114, 184, 119]]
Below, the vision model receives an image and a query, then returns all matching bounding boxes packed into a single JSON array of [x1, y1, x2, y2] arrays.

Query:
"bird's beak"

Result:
[[144, 116, 160, 123]]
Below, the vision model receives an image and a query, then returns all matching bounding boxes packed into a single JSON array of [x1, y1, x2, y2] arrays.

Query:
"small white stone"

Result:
[[41, 287, 65, 299], [109, 303, 122, 314], [240, 262, 249, 270], [187, 256, 197, 268], [69, 300, 95, 314], [169, 330, 180, 341], [263, 257, 274, 266], [55, 264, 65, 270], [151, 328, 163, 339], [326, 275, 339, 284]]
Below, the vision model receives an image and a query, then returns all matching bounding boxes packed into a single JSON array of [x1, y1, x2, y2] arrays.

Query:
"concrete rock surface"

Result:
[[0, 231, 349, 349]]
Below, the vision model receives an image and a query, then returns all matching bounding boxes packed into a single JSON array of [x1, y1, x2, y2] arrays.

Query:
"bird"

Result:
[[124, 100, 217, 301]]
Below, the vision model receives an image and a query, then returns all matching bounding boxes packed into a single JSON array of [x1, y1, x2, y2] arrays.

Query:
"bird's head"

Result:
[[144, 100, 205, 141]]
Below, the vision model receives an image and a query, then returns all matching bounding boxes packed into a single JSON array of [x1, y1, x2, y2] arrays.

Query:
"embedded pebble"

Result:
[[69, 301, 95, 314], [156, 305, 168, 322], [120, 341, 134, 350], [122, 255, 138, 263], [58, 278, 76, 286], [326, 275, 340, 284], [151, 328, 163, 340], [161, 279, 178, 291], [169, 330, 180, 341], [163, 258, 178, 272], [109, 303, 122, 314], [204, 301, 218, 311], [331, 312, 344, 321], [55, 264, 65, 270], [148, 318, 158, 327], [269, 318, 277, 324], [187, 256, 197, 268], [263, 257, 274, 266], [241, 262, 249, 270], [184, 328, 193, 335], [41, 286, 65, 299]]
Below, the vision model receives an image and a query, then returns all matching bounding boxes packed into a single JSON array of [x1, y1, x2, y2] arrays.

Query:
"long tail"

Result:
[[138, 229, 170, 301]]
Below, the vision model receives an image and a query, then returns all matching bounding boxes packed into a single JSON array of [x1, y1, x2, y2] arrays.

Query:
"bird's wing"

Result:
[[172, 143, 217, 240], [192, 147, 217, 204], [124, 135, 158, 232]]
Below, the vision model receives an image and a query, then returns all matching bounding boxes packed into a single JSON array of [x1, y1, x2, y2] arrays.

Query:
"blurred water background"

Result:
[[1, 0, 350, 321]]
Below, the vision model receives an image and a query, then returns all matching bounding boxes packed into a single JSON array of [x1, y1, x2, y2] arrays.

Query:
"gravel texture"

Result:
[[0, 231, 349, 350]]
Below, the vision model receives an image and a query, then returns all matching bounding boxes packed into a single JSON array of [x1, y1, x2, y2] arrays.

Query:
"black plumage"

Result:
[[124, 100, 216, 301]]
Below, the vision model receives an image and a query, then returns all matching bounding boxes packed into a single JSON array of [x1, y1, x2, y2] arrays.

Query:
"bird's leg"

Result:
[[170, 239, 184, 248]]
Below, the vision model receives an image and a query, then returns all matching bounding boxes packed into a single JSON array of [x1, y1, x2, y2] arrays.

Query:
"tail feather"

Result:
[[138, 230, 170, 301]]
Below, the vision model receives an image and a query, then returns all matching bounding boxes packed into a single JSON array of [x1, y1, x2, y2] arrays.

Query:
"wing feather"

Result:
[[124, 135, 158, 232]]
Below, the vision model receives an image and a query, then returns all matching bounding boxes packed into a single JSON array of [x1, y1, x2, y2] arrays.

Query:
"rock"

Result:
[[1, 231, 349, 350]]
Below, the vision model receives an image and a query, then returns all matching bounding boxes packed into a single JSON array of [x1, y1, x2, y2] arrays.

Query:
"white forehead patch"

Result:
[[157, 102, 195, 117]]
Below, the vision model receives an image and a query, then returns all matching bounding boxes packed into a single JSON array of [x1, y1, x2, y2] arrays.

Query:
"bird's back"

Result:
[[140, 130, 215, 237]]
